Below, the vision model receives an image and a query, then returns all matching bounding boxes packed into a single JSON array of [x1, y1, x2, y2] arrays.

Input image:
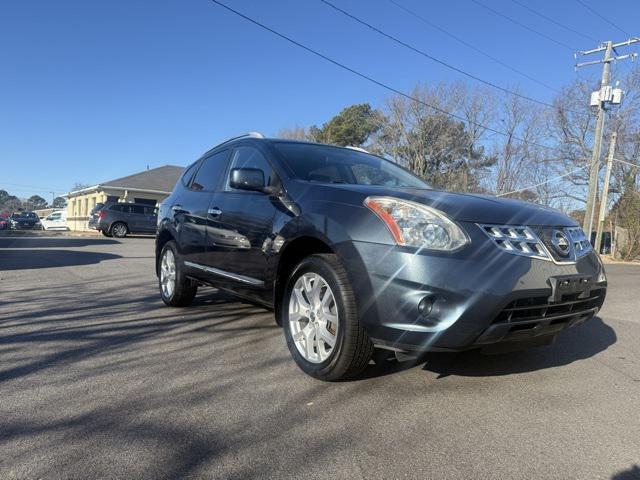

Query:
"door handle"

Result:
[[208, 208, 222, 216]]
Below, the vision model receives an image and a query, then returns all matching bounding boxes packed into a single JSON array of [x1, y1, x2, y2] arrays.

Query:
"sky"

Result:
[[1, 0, 638, 202]]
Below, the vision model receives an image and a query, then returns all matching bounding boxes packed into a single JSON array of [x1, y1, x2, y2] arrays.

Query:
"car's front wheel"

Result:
[[159, 241, 197, 307], [282, 254, 374, 381]]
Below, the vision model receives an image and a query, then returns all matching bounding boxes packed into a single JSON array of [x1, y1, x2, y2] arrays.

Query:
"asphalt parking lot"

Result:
[[0, 235, 639, 480]]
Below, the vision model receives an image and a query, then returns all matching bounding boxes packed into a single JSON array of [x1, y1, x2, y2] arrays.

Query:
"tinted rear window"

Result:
[[13, 212, 37, 219], [273, 143, 430, 189]]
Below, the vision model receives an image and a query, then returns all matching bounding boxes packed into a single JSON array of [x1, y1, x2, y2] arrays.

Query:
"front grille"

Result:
[[475, 288, 606, 345], [567, 227, 592, 258], [479, 225, 550, 261], [479, 224, 592, 264]]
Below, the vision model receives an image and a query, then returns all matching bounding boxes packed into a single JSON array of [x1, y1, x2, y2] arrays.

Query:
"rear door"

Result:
[[143, 206, 157, 233], [130, 205, 146, 232], [203, 145, 278, 289]]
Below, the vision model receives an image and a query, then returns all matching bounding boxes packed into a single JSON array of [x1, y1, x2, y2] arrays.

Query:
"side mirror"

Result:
[[229, 168, 266, 192]]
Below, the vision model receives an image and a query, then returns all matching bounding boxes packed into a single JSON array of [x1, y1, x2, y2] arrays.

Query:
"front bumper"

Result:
[[336, 223, 607, 353]]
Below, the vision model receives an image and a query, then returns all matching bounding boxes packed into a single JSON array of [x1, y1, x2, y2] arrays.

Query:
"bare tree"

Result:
[[274, 126, 310, 141]]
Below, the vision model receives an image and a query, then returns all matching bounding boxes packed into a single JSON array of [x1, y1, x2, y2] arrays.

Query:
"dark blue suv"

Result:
[[156, 132, 607, 380]]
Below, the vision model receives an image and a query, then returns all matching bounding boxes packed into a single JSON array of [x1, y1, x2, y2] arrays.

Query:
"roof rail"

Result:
[[216, 131, 265, 148], [345, 145, 369, 153]]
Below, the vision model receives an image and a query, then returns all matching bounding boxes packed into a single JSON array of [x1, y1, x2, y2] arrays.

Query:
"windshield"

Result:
[[273, 143, 430, 189]]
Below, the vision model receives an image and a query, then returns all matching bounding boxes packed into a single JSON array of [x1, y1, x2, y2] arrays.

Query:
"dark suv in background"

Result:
[[9, 211, 40, 230], [155, 132, 607, 381], [89, 202, 157, 237]]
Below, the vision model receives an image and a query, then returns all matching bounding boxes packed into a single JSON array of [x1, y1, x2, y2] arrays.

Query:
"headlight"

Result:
[[364, 196, 469, 251]]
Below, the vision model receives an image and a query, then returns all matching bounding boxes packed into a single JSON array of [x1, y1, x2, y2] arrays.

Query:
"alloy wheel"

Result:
[[160, 249, 176, 298], [288, 272, 339, 363], [113, 223, 127, 237]]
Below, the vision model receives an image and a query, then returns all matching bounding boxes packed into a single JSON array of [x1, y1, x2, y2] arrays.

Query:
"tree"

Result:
[[613, 190, 640, 260], [275, 126, 310, 141], [309, 103, 384, 147], [0, 189, 22, 214], [52, 196, 66, 208], [25, 195, 47, 211], [373, 85, 491, 191]]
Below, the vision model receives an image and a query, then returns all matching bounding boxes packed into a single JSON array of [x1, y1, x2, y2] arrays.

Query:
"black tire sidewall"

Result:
[[282, 256, 353, 380]]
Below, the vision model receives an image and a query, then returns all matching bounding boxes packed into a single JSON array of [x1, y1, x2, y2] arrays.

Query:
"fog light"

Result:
[[418, 296, 434, 317]]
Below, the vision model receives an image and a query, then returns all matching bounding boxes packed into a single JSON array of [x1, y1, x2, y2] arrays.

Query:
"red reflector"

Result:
[[97, 210, 106, 218]]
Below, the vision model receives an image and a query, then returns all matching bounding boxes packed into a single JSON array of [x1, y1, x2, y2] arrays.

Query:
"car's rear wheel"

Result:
[[282, 254, 373, 381], [159, 241, 197, 307], [111, 222, 128, 238]]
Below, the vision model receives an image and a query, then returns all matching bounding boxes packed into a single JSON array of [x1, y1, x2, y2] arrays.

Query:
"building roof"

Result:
[[67, 165, 185, 196], [102, 165, 184, 192]]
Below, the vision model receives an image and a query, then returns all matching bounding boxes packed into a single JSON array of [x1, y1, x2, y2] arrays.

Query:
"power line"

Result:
[[574, 0, 632, 37], [470, 0, 577, 51], [496, 166, 587, 197], [320, 0, 584, 116], [509, 0, 597, 43], [208, 0, 568, 155], [386, 0, 558, 92], [613, 157, 640, 168]]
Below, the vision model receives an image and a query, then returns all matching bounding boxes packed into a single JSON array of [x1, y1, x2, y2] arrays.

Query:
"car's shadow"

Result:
[[361, 317, 616, 379], [0, 249, 122, 270], [0, 237, 119, 248]]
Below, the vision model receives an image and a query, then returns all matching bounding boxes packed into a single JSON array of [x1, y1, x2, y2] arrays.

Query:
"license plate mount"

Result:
[[547, 274, 593, 303]]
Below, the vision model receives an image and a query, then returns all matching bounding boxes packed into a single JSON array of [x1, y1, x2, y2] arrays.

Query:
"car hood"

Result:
[[319, 185, 578, 227]]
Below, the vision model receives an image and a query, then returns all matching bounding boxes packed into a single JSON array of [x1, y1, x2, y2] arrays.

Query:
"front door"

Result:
[[176, 149, 230, 271], [203, 145, 278, 291]]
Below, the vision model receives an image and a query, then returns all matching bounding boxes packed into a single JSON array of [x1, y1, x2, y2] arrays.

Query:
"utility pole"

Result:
[[594, 131, 617, 254], [575, 38, 638, 240]]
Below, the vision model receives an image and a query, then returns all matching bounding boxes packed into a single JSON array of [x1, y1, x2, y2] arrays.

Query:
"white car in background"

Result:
[[40, 210, 68, 231]]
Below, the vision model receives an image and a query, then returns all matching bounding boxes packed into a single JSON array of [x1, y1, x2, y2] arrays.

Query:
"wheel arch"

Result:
[[155, 228, 176, 276], [274, 235, 334, 325]]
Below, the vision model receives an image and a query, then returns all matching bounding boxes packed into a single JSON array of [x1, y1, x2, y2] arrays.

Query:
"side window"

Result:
[[144, 206, 157, 215], [191, 150, 229, 192], [109, 204, 123, 212], [131, 205, 145, 215], [227, 146, 273, 190], [181, 162, 199, 187], [49, 213, 61, 220]]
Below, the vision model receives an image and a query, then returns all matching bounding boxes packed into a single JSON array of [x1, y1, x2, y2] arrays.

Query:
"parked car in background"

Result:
[[0, 215, 9, 230], [155, 133, 608, 381], [40, 210, 69, 231], [9, 211, 40, 230], [88, 202, 158, 238]]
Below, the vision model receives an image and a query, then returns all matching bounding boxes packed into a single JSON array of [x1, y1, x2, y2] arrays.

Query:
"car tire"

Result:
[[110, 222, 128, 238], [282, 254, 374, 381], [158, 241, 197, 307]]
